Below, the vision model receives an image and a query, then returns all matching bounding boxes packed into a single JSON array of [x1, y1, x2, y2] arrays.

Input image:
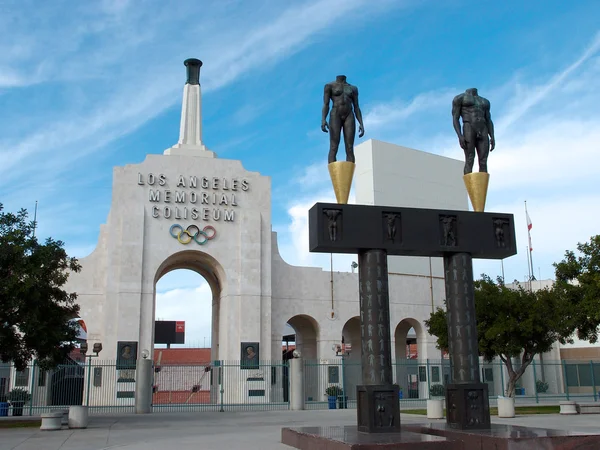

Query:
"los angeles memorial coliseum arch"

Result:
[[64, 59, 468, 407]]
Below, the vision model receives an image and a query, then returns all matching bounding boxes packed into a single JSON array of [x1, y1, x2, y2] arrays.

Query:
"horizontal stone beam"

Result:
[[308, 203, 517, 260]]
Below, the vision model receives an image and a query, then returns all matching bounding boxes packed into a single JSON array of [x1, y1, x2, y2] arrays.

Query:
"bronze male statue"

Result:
[[322, 75, 365, 164], [452, 88, 495, 174]]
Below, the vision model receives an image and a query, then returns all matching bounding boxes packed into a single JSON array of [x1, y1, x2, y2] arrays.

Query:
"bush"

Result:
[[7, 388, 31, 403], [536, 380, 549, 394], [325, 385, 343, 397], [429, 384, 445, 397]]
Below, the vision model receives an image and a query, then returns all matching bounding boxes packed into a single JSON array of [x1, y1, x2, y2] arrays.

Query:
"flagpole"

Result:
[[526, 245, 532, 292], [32, 200, 38, 238], [500, 259, 505, 283], [524, 201, 535, 282]]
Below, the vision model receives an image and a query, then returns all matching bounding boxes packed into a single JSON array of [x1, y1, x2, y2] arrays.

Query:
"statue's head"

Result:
[[336, 75, 347, 83], [466, 88, 478, 96]]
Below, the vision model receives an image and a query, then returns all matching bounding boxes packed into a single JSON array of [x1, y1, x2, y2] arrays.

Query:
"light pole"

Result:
[[79, 342, 103, 407]]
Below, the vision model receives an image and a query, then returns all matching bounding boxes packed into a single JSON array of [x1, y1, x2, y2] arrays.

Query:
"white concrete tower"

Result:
[[164, 58, 217, 158]]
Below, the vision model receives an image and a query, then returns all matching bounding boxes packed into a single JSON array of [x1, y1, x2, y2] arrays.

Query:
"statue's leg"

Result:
[[342, 113, 356, 163], [463, 124, 476, 175], [328, 110, 343, 164], [476, 134, 490, 173]]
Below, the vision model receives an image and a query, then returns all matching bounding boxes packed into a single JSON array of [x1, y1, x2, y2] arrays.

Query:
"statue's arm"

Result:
[[352, 87, 365, 136], [485, 100, 495, 141], [322, 84, 331, 123], [451, 95, 463, 138]]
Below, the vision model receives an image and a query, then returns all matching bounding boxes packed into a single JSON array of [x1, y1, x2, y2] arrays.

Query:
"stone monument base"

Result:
[[444, 383, 490, 430], [356, 384, 401, 433], [281, 426, 456, 449], [282, 424, 600, 450], [404, 422, 600, 450]]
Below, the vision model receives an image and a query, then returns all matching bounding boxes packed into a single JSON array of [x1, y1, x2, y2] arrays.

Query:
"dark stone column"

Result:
[[356, 249, 400, 433], [444, 252, 480, 384], [443, 252, 491, 430]]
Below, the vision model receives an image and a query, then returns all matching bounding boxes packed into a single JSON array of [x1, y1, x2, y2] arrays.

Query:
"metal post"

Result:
[[219, 362, 224, 412], [86, 356, 92, 406], [500, 361, 504, 396], [562, 360, 569, 400], [426, 359, 431, 399], [341, 355, 346, 409], [532, 359, 539, 404], [29, 361, 36, 416], [590, 361, 597, 402]]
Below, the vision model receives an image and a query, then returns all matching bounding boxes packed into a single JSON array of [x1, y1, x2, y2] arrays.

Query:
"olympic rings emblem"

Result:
[[169, 224, 217, 245]]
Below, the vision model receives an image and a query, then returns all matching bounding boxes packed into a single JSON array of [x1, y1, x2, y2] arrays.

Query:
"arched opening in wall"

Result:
[[394, 319, 424, 399], [341, 317, 361, 401], [153, 250, 225, 407], [285, 315, 319, 403]]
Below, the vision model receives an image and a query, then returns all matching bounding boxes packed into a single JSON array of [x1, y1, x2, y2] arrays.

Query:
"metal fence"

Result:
[[1, 358, 598, 416], [0, 360, 289, 416], [303, 358, 600, 410]]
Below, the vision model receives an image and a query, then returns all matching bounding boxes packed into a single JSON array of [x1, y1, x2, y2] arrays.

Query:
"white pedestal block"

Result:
[[426, 399, 444, 419], [497, 396, 515, 418], [560, 401, 578, 415], [51, 408, 69, 425], [135, 358, 153, 414], [289, 358, 305, 411], [40, 412, 63, 431], [68, 405, 89, 429], [578, 403, 600, 414]]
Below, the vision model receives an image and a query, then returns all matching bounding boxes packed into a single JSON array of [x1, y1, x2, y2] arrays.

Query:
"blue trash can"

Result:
[[0, 402, 8, 417], [328, 396, 337, 409]]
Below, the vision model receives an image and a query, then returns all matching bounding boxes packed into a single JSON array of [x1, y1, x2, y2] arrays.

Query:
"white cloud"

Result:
[[364, 88, 457, 132], [495, 31, 600, 134]]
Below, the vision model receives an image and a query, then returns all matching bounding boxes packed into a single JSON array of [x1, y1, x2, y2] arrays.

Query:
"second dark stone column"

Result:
[[356, 249, 400, 433], [443, 252, 491, 430]]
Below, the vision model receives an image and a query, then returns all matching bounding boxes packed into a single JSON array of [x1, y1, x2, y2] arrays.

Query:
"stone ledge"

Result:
[[577, 402, 600, 414], [404, 422, 600, 450], [281, 426, 458, 449]]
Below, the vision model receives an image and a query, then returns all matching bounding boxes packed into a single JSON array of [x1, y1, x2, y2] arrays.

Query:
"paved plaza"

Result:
[[1, 410, 599, 450]]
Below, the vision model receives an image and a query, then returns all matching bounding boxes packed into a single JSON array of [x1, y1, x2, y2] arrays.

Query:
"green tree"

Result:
[[0, 204, 81, 371], [425, 275, 574, 398], [554, 235, 600, 344]]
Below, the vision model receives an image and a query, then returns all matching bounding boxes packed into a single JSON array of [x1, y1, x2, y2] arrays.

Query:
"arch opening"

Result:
[[150, 250, 226, 407], [341, 316, 361, 401], [394, 318, 425, 399], [285, 314, 319, 403]]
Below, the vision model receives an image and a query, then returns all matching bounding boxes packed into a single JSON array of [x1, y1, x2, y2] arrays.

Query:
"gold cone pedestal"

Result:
[[463, 172, 490, 212], [328, 161, 356, 204]]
